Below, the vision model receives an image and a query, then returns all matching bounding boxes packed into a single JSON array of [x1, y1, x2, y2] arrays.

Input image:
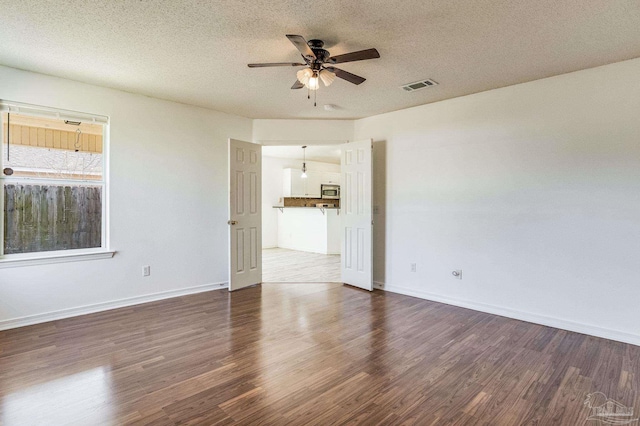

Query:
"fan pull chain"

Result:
[[314, 89, 317, 107]]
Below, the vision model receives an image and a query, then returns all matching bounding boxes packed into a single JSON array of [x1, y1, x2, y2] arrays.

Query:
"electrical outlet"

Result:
[[411, 263, 417, 272], [143, 265, 151, 277], [452, 269, 462, 280]]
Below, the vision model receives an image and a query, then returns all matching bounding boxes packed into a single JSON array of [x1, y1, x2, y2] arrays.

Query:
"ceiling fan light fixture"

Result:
[[319, 69, 335, 86]]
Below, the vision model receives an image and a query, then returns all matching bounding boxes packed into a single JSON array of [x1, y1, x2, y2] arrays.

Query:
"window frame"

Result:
[[0, 100, 113, 266]]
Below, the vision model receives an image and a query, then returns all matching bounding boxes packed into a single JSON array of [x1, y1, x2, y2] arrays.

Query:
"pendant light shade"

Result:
[[296, 68, 313, 86], [319, 69, 335, 86]]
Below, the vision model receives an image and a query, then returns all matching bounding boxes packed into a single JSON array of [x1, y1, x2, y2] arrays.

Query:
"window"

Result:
[[0, 101, 109, 260]]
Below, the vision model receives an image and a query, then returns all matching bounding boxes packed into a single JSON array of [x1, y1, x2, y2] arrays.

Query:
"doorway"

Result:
[[227, 139, 373, 291], [261, 144, 342, 283]]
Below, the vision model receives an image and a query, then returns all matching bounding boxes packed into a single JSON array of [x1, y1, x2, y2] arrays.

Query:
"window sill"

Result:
[[0, 250, 116, 269]]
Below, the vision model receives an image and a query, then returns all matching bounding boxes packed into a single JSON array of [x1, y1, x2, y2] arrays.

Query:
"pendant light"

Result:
[[301, 145, 308, 178]]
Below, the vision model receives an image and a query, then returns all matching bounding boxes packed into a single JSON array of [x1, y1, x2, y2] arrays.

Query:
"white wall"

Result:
[[4, 56, 640, 346], [253, 119, 353, 145], [262, 156, 340, 248], [355, 58, 640, 345], [0, 66, 252, 327]]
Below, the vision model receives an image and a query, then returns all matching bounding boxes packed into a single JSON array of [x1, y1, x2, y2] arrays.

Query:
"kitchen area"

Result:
[[262, 145, 342, 282]]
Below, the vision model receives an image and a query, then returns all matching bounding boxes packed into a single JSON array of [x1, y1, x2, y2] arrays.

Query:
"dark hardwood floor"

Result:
[[1, 283, 639, 425]]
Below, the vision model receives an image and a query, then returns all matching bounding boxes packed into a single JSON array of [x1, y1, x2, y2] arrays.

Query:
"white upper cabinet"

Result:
[[305, 172, 322, 198]]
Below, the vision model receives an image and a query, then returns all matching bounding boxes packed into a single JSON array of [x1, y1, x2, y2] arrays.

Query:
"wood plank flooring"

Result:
[[1, 283, 639, 425], [262, 248, 341, 282]]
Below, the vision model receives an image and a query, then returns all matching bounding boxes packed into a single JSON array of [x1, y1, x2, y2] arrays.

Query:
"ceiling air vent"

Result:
[[401, 79, 438, 92]]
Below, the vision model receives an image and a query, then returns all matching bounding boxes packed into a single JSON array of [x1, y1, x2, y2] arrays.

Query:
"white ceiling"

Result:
[[1, 1, 639, 119], [263, 145, 341, 164]]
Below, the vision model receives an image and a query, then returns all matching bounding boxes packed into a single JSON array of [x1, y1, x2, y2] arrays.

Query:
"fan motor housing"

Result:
[[307, 39, 324, 48], [312, 48, 330, 62], [308, 39, 330, 64]]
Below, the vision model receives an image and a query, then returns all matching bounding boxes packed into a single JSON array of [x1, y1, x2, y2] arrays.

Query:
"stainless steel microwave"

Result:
[[321, 184, 340, 199]]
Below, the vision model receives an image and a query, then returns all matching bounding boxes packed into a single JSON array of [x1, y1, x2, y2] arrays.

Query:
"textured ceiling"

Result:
[[1, 0, 639, 119]]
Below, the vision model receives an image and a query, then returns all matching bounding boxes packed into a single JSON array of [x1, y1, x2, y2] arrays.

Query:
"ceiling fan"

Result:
[[248, 34, 380, 105]]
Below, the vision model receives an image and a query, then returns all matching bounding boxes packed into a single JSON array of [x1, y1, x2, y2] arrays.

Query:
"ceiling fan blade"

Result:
[[327, 48, 380, 64], [324, 66, 366, 85], [248, 62, 306, 68], [286, 34, 316, 60], [291, 80, 304, 89]]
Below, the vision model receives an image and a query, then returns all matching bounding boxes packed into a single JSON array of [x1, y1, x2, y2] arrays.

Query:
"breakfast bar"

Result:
[[273, 197, 341, 254]]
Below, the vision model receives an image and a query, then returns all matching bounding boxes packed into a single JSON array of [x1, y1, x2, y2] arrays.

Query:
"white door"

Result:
[[228, 139, 262, 291], [340, 139, 373, 291]]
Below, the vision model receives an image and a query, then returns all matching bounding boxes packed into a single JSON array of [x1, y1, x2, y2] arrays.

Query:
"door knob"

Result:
[[227, 220, 238, 225]]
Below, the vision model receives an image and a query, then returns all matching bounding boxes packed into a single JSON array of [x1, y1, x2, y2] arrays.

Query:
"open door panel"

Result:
[[340, 139, 373, 291], [228, 139, 262, 291]]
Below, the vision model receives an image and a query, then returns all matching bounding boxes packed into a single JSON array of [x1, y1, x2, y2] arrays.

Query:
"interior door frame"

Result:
[[256, 140, 373, 288]]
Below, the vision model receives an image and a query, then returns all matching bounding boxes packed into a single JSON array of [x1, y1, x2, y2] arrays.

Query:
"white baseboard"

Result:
[[377, 282, 640, 347], [0, 282, 228, 331], [6, 280, 638, 347]]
